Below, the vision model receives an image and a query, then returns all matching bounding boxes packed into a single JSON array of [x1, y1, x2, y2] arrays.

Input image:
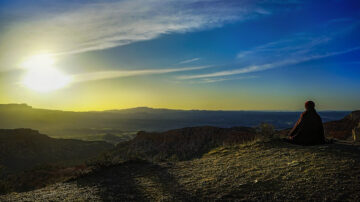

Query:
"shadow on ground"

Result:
[[75, 159, 196, 201]]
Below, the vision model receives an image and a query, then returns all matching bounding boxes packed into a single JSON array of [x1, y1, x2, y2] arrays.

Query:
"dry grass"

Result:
[[169, 139, 360, 201]]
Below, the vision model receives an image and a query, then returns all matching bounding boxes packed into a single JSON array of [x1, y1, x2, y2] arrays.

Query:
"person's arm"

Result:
[[319, 116, 325, 140], [289, 112, 305, 138]]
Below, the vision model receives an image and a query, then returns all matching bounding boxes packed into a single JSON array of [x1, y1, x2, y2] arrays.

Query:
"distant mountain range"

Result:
[[0, 104, 351, 140]]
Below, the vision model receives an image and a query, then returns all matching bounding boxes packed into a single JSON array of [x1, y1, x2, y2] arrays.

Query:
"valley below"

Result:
[[0, 104, 350, 144]]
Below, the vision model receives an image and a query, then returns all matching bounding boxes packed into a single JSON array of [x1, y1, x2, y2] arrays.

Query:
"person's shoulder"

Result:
[[306, 109, 321, 118], [301, 111, 308, 117], [301, 110, 314, 119]]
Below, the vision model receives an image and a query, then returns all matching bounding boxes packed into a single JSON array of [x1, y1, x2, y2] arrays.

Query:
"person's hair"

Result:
[[305, 101, 315, 110]]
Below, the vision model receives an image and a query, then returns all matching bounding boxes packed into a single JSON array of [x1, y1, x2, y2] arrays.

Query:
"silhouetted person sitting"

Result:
[[287, 101, 325, 145]]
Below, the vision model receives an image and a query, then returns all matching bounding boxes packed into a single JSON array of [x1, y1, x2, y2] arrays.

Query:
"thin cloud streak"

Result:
[[179, 46, 360, 79], [236, 36, 332, 59], [199, 75, 259, 83], [181, 24, 360, 80], [72, 65, 212, 83], [179, 58, 200, 64], [236, 21, 359, 61]]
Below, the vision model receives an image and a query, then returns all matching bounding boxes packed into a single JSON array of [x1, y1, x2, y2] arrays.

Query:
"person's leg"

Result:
[[282, 137, 293, 144]]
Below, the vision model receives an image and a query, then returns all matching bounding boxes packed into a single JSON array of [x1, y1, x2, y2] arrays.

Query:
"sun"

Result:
[[22, 68, 71, 92], [21, 54, 71, 92]]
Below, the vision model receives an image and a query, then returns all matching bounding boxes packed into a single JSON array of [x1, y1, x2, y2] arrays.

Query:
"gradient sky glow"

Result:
[[0, 0, 359, 111]]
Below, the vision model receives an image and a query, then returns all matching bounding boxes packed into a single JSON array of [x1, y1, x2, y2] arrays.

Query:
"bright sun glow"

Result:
[[22, 54, 55, 69], [21, 54, 71, 92]]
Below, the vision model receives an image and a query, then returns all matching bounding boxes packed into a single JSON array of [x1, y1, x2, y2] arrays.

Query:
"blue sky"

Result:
[[0, 0, 359, 111]]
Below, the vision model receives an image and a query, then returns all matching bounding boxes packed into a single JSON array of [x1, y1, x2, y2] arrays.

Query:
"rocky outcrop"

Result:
[[324, 110, 360, 140]]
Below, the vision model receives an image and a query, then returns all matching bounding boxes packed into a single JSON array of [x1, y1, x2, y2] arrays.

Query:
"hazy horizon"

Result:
[[0, 103, 355, 113]]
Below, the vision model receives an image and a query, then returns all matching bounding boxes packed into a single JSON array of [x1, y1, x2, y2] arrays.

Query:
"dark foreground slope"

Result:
[[0, 129, 114, 194], [2, 139, 360, 201], [0, 129, 114, 173]]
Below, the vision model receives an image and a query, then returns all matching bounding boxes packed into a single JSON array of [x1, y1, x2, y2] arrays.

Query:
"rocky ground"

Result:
[[1, 139, 360, 201]]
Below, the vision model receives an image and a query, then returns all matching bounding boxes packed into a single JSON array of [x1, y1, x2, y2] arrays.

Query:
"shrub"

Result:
[[256, 123, 275, 139]]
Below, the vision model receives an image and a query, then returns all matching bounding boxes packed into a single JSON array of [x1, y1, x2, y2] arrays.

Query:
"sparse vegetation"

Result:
[[256, 122, 276, 140]]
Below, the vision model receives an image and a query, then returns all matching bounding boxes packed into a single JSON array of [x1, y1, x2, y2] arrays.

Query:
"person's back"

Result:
[[288, 101, 325, 145]]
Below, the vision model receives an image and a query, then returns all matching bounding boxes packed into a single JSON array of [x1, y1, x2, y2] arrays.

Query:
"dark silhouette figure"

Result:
[[287, 101, 325, 145]]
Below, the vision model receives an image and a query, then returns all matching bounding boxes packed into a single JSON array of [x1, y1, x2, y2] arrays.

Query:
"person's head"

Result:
[[305, 101, 315, 110]]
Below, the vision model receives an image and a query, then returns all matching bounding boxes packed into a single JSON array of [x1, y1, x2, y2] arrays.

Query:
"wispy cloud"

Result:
[[236, 35, 332, 59], [198, 75, 259, 83], [179, 46, 360, 79], [72, 65, 211, 83], [178, 22, 360, 80], [236, 20, 359, 61], [179, 58, 200, 64], [0, 0, 275, 57]]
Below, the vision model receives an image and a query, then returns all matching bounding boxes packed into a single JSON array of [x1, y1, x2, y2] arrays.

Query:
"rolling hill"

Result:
[[0, 128, 113, 173], [0, 128, 114, 194]]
